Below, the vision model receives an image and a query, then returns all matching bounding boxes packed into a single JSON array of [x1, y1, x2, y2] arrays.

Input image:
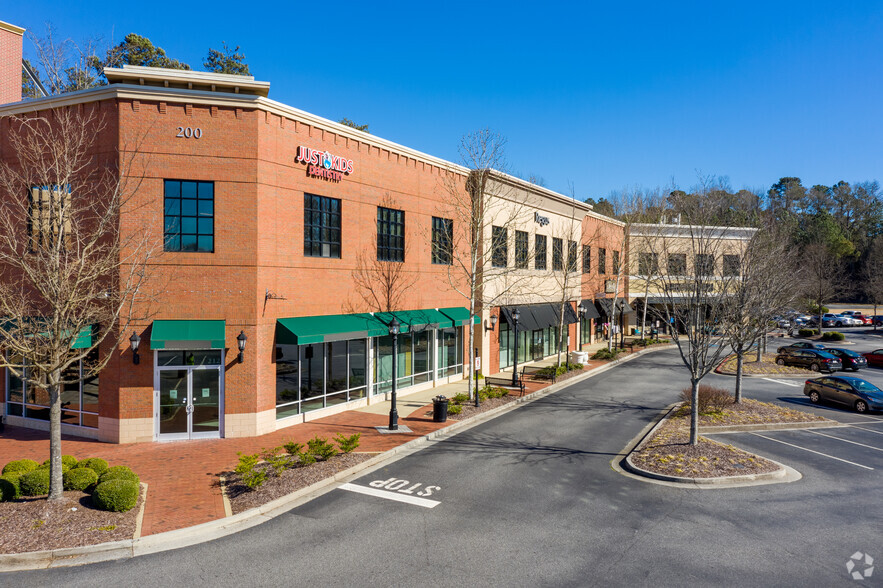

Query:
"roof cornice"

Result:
[[0, 20, 25, 36]]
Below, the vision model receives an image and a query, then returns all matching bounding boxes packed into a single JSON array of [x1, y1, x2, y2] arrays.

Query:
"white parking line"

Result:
[[749, 433, 874, 470], [803, 429, 883, 452], [338, 483, 441, 508], [845, 425, 883, 436], [762, 378, 803, 388]]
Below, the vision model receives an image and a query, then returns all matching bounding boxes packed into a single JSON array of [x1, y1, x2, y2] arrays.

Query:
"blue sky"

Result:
[[6, 2, 883, 200]]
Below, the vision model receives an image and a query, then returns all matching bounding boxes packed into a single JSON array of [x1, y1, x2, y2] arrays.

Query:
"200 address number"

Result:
[[176, 126, 203, 139]]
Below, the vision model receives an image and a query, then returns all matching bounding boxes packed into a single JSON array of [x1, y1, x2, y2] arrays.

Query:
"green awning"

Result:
[[150, 320, 226, 350], [438, 307, 479, 326], [277, 314, 387, 345], [374, 309, 454, 332], [2, 319, 95, 350]]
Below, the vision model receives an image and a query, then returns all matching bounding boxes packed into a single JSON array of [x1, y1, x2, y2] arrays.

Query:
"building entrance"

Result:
[[155, 351, 223, 440]]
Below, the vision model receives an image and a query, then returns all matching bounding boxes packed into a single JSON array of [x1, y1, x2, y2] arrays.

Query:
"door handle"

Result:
[[186, 403, 194, 414]]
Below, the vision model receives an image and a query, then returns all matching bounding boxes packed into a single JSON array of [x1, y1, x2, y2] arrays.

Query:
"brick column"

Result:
[[0, 20, 24, 105]]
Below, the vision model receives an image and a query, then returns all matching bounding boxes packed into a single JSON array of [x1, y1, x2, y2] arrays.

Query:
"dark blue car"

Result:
[[804, 376, 883, 413]]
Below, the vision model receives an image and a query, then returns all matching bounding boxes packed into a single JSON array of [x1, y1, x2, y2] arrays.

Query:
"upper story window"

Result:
[[515, 231, 529, 269], [567, 240, 578, 272], [612, 250, 621, 274], [304, 193, 341, 258], [28, 185, 71, 252], [582, 245, 591, 274], [723, 254, 740, 277], [695, 254, 715, 276], [668, 253, 687, 276], [491, 226, 508, 268], [598, 248, 607, 274], [552, 237, 563, 271], [638, 252, 659, 275], [431, 217, 453, 265], [377, 206, 405, 262], [535, 235, 547, 270], [164, 180, 214, 252]]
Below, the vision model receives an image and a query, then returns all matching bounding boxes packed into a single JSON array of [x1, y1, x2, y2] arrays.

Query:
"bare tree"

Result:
[[344, 194, 417, 313], [546, 190, 584, 368], [801, 242, 849, 333], [26, 23, 104, 95], [0, 108, 158, 499], [862, 237, 883, 331], [640, 179, 742, 445], [440, 129, 535, 405]]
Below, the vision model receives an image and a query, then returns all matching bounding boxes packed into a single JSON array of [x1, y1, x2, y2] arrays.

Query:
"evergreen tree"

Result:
[[204, 42, 250, 76]]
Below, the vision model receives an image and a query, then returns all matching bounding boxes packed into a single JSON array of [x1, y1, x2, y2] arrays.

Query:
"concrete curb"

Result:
[[0, 344, 673, 572], [699, 420, 840, 434], [612, 404, 805, 489]]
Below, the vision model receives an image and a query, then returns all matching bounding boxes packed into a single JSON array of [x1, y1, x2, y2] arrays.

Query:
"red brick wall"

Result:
[[0, 24, 22, 105]]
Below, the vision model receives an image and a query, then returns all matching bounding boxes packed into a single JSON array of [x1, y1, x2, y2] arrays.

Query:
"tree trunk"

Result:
[[468, 300, 476, 406], [734, 353, 743, 403], [689, 378, 700, 446], [756, 335, 762, 362], [48, 376, 63, 500], [875, 304, 878, 332]]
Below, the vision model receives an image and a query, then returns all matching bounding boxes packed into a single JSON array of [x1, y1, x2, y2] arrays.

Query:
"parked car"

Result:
[[862, 349, 883, 368], [774, 316, 791, 328], [823, 348, 867, 371], [803, 376, 883, 413], [775, 349, 842, 372], [871, 315, 883, 327], [777, 341, 826, 354], [839, 311, 873, 325], [806, 315, 835, 328], [835, 313, 863, 327]]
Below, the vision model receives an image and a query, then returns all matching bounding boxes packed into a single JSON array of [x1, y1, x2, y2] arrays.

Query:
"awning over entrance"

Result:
[[500, 303, 579, 332], [595, 298, 634, 317], [1, 319, 95, 350], [150, 320, 226, 350], [579, 300, 602, 320], [276, 307, 474, 345]]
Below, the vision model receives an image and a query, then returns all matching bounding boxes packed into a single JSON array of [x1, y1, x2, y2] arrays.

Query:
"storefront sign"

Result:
[[534, 212, 550, 227], [296, 146, 354, 182], [604, 279, 616, 293]]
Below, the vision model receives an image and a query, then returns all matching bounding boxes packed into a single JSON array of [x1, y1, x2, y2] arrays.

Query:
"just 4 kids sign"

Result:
[[295, 146, 354, 182]]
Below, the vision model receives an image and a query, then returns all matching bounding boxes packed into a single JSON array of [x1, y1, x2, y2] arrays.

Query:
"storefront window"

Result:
[[374, 329, 434, 393], [5, 349, 100, 428], [164, 180, 214, 253], [275, 338, 369, 420], [499, 322, 513, 369], [436, 327, 463, 378], [580, 316, 592, 345]]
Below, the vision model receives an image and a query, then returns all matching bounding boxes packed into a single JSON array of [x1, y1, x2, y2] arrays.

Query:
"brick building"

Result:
[[0, 23, 626, 443]]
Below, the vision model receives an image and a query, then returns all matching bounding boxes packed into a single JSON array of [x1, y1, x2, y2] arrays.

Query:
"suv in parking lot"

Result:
[[777, 341, 825, 354], [775, 349, 842, 372]]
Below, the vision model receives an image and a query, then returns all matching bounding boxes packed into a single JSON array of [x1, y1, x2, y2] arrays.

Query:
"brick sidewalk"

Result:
[[0, 357, 616, 537]]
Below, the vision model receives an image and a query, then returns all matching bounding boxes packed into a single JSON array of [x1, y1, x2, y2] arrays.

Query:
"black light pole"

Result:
[[511, 308, 521, 386], [388, 317, 400, 431]]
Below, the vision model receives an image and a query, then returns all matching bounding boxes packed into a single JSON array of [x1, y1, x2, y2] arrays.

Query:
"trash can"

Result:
[[432, 395, 449, 422], [650, 328, 658, 339]]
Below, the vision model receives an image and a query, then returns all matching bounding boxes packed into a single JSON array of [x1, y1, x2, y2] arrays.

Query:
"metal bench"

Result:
[[521, 364, 556, 383], [483, 374, 525, 396]]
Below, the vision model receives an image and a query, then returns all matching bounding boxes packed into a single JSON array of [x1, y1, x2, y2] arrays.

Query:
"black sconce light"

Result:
[[485, 314, 498, 331], [129, 331, 141, 365], [237, 330, 248, 362]]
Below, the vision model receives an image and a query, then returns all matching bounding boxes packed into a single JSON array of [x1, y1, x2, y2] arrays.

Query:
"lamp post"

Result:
[[388, 317, 400, 431], [577, 303, 586, 350], [511, 308, 520, 386]]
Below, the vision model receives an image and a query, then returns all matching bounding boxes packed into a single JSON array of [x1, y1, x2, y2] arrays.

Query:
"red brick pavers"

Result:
[[0, 359, 614, 537]]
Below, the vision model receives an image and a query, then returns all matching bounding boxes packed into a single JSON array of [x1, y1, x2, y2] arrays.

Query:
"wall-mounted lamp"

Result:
[[129, 331, 141, 365], [485, 314, 498, 331], [578, 303, 587, 318], [237, 330, 248, 363]]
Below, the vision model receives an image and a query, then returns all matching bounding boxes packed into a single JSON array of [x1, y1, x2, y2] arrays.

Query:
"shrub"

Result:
[[92, 479, 140, 512], [451, 392, 469, 405], [41, 455, 79, 469], [297, 450, 317, 466], [98, 466, 140, 486], [307, 436, 338, 461], [0, 473, 22, 501], [821, 331, 845, 341], [447, 404, 462, 415], [283, 441, 304, 455], [568, 363, 583, 371], [798, 328, 817, 337], [260, 447, 292, 476], [592, 348, 620, 361], [63, 467, 99, 491], [334, 432, 361, 453], [480, 385, 509, 399], [19, 468, 51, 496], [234, 452, 267, 489], [78, 458, 109, 475], [2, 459, 39, 475], [680, 384, 733, 414], [37, 462, 71, 474]]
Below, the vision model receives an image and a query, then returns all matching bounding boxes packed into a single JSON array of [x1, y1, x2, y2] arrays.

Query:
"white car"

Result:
[[835, 314, 863, 327]]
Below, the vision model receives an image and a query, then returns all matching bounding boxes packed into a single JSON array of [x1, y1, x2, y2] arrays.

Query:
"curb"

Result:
[[0, 343, 675, 572], [698, 420, 840, 434], [613, 404, 805, 489]]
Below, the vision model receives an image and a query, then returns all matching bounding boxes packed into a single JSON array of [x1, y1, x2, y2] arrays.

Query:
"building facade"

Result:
[[0, 25, 627, 443]]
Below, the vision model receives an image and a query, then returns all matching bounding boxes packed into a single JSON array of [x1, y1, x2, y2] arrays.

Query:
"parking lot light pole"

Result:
[[512, 308, 521, 386], [388, 317, 400, 431]]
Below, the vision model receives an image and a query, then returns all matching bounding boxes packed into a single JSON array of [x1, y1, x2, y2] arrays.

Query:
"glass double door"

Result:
[[157, 367, 221, 440]]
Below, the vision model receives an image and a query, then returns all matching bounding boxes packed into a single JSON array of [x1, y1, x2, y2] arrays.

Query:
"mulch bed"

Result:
[[717, 353, 815, 376], [630, 399, 828, 479], [0, 488, 144, 554], [225, 452, 377, 515]]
